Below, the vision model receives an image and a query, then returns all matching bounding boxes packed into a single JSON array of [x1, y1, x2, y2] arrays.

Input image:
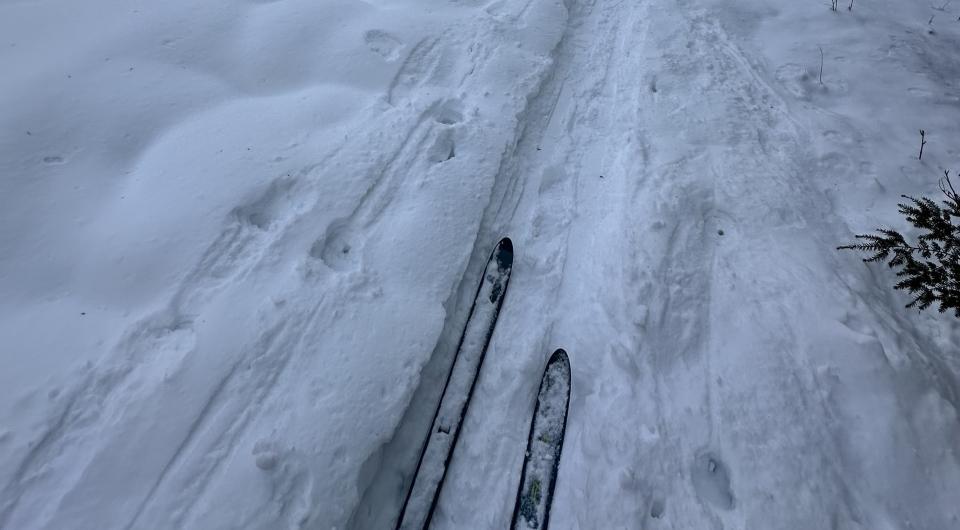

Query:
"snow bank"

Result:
[[1, 0, 568, 528]]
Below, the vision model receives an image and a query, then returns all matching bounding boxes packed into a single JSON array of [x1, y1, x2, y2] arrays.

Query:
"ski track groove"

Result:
[[431, 0, 649, 525], [388, 37, 442, 105], [0, 93, 369, 528], [172, 320, 309, 525], [137, 288, 337, 528], [3, 19, 508, 522], [324, 25, 491, 271], [0, 373, 95, 528], [349, 0, 583, 527], [640, 3, 897, 526], [0, 171, 313, 526], [346, 6, 570, 526], [777, 322, 867, 525], [123, 352, 249, 530]]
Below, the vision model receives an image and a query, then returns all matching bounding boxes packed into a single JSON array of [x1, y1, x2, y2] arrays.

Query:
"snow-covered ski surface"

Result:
[[397, 238, 512, 530], [4, 0, 960, 528], [513, 349, 570, 530]]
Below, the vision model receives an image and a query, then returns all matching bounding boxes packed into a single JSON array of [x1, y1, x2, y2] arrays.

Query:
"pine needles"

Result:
[[839, 171, 960, 316]]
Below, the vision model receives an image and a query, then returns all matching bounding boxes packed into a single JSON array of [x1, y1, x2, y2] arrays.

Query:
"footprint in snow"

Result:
[[252, 440, 316, 526], [690, 451, 734, 510], [232, 177, 298, 230], [253, 440, 281, 471], [429, 98, 464, 125], [650, 497, 666, 519], [426, 128, 456, 164], [364, 30, 403, 62], [312, 220, 359, 271]]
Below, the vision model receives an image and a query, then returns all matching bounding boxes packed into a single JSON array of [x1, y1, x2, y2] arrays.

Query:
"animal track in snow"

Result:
[[649, 496, 666, 519], [231, 178, 298, 230], [132, 318, 198, 384], [773, 63, 848, 100], [690, 451, 734, 510], [314, 220, 358, 271], [424, 99, 464, 163], [253, 439, 281, 470], [429, 98, 464, 125], [251, 441, 316, 527], [426, 129, 456, 163], [311, 100, 462, 270], [364, 30, 403, 62]]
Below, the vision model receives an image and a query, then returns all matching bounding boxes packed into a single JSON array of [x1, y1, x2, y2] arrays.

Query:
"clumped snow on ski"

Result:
[[512, 349, 570, 530]]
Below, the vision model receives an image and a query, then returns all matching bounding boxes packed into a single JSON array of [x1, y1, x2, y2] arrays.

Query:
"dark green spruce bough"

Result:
[[839, 171, 960, 316], [512, 349, 571, 530]]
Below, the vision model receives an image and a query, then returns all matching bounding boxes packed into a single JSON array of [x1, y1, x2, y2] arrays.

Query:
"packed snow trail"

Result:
[[366, 0, 960, 528], [3, 0, 960, 528]]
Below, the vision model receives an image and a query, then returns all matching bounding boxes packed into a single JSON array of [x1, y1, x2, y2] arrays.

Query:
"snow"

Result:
[[2, 0, 960, 528]]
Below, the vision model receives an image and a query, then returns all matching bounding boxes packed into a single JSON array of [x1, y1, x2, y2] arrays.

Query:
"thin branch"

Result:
[[818, 47, 824, 85], [940, 170, 957, 198]]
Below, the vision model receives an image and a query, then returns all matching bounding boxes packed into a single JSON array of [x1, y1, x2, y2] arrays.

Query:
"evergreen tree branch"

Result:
[[839, 172, 960, 316]]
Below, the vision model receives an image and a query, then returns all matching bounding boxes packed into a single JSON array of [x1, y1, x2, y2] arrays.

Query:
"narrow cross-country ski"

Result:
[[396, 238, 513, 530], [512, 349, 571, 530]]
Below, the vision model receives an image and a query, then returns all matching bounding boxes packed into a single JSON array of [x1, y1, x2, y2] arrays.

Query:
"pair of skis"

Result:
[[395, 238, 570, 530]]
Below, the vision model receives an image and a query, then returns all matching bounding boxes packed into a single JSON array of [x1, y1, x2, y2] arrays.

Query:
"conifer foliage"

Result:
[[839, 171, 960, 316]]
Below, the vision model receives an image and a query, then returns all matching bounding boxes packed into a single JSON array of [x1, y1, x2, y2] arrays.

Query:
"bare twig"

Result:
[[919, 129, 927, 160], [819, 47, 824, 85], [940, 170, 958, 200]]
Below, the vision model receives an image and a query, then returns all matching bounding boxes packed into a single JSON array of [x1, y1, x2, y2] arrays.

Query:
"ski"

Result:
[[511, 348, 571, 530], [395, 237, 513, 530]]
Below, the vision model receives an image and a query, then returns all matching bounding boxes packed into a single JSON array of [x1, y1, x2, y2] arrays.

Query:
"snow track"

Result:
[[359, 0, 960, 528], [3, 0, 960, 528]]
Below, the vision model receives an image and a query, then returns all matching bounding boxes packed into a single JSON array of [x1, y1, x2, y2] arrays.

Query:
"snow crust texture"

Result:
[[3, 0, 960, 528]]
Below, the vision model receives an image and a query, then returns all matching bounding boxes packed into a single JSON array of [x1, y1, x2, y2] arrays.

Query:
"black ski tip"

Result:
[[495, 237, 513, 267], [549, 348, 569, 366]]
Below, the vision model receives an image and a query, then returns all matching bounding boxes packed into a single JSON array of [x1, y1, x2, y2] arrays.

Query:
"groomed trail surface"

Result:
[[2, 0, 960, 528]]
